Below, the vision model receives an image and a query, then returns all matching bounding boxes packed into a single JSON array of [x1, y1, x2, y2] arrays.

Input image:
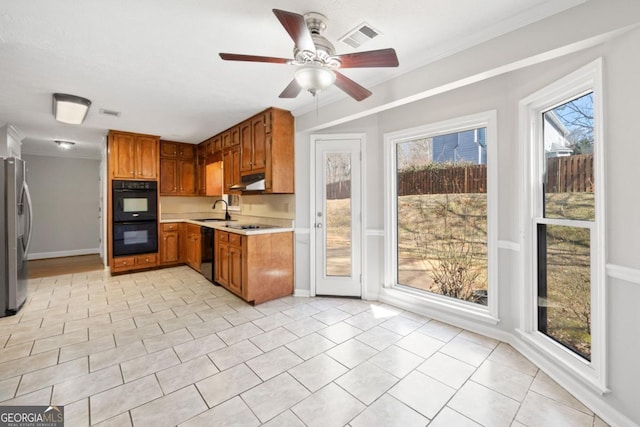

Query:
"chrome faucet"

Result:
[[213, 199, 231, 221]]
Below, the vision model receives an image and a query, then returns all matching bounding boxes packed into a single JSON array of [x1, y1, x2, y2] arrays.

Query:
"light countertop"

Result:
[[160, 218, 294, 236]]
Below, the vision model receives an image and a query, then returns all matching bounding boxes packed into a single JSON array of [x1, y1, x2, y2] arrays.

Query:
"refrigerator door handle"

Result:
[[22, 182, 33, 255]]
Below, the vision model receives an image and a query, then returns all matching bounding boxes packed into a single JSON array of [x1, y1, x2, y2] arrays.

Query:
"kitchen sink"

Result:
[[192, 218, 227, 222]]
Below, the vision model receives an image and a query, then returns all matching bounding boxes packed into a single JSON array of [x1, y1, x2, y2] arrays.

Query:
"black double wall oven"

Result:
[[112, 180, 158, 257]]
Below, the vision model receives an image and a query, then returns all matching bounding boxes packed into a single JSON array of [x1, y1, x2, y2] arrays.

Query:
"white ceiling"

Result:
[[0, 0, 586, 159]]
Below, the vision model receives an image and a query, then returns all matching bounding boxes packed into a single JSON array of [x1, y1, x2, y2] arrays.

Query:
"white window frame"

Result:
[[518, 58, 607, 393], [383, 110, 499, 323]]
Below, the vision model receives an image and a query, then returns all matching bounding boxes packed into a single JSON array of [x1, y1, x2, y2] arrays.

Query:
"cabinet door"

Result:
[[160, 231, 180, 264], [192, 233, 201, 270], [185, 234, 196, 269], [111, 133, 136, 178], [223, 146, 241, 194], [160, 141, 178, 157], [213, 135, 222, 153], [179, 143, 196, 160], [179, 159, 197, 195], [217, 241, 229, 286], [197, 155, 206, 195], [231, 126, 240, 146], [228, 245, 243, 295], [230, 147, 240, 194], [136, 136, 159, 179], [251, 114, 267, 170], [222, 131, 232, 148], [240, 120, 252, 172], [160, 158, 178, 195]]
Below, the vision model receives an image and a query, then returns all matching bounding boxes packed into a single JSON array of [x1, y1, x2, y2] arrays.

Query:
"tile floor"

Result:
[[0, 266, 608, 426]]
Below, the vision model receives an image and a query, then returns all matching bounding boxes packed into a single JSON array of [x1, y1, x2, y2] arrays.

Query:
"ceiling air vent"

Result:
[[99, 108, 121, 117], [339, 23, 381, 48]]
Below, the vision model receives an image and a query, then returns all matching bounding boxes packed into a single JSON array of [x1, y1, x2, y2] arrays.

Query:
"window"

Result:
[[539, 93, 594, 360], [385, 111, 497, 321], [519, 59, 606, 391]]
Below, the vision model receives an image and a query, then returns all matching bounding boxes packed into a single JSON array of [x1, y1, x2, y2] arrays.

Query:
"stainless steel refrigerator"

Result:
[[1, 157, 33, 317]]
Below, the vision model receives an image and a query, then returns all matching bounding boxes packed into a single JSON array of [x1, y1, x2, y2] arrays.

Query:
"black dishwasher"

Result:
[[200, 227, 214, 283]]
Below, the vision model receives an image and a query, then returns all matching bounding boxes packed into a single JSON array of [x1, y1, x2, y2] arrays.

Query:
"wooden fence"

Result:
[[546, 154, 594, 193], [397, 164, 487, 196], [326, 154, 594, 199]]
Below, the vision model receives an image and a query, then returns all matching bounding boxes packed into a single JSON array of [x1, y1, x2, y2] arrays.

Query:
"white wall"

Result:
[[292, 3, 640, 424], [0, 124, 22, 158], [23, 154, 101, 259]]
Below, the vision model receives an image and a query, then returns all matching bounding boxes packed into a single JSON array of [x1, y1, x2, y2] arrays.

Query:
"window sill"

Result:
[[379, 286, 500, 326]]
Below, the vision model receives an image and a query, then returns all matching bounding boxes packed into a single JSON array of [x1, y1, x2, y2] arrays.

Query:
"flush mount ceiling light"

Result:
[[55, 140, 76, 150], [52, 93, 92, 124], [294, 65, 336, 96]]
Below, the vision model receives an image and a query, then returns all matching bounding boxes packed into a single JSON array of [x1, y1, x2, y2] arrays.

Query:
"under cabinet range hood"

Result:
[[230, 173, 266, 191]]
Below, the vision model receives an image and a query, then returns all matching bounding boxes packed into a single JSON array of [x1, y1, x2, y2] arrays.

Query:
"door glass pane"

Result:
[[325, 153, 352, 276], [396, 128, 488, 305], [537, 224, 591, 360], [543, 92, 595, 221]]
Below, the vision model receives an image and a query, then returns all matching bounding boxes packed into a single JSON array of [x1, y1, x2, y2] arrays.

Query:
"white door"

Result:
[[313, 136, 362, 297]]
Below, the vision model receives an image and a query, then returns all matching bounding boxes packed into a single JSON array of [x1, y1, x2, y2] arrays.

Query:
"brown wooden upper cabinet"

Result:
[[240, 115, 267, 173], [197, 107, 294, 194], [160, 140, 197, 196], [223, 146, 241, 195], [109, 130, 159, 180]]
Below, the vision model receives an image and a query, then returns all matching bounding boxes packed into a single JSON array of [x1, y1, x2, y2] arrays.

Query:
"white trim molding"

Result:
[[383, 110, 500, 321], [366, 229, 384, 237], [518, 58, 607, 393], [606, 263, 640, 285]]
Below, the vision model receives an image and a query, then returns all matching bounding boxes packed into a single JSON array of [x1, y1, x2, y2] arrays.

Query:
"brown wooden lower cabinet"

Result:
[[112, 253, 158, 273], [184, 224, 201, 272], [160, 223, 181, 265], [215, 230, 293, 304]]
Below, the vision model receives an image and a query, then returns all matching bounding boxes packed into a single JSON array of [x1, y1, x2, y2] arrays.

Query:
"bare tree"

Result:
[[397, 138, 433, 171]]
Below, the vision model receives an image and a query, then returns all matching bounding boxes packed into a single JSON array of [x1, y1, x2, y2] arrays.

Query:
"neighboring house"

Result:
[[432, 128, 486, 164], [543, 110, 573, 157]]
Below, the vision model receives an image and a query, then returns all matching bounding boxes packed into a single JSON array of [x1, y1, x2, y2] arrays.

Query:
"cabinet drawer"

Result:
[[229, 233, 242, 246], [186, 224, 200, 234], [162, 223, 179, 231], [136, 254, 157, 265], [218, 231, 229, 242], [114, 257, 135, 269]]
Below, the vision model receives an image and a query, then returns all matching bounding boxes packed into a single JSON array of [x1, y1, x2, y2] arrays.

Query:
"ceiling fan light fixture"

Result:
[[55, 140, 76, 150], [52, 93, 92, 124], [294, 66, 336, 95]]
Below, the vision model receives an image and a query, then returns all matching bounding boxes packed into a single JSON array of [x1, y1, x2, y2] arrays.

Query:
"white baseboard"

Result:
[[27, 248, 101, 261], [293, 289, 311, 298], [508, 334, 638, 427]]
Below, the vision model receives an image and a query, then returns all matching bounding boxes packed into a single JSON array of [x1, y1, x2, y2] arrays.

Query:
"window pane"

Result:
[[397, 128, 488, 305], [543, 93, 595, 221], [538, 224, 591, 360], [325, 153, 352, 276]]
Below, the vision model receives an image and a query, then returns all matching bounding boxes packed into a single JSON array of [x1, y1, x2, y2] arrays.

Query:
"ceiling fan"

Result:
[[219, 9, 399, 101]]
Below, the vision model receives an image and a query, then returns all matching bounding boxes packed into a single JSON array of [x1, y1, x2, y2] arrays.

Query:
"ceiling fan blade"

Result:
[[219, 53, 292, 64], [333, 71, 372, 101], [333, 48, 399, 68], [272, 9, 316, 53], [279, 79, 303, 98]]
